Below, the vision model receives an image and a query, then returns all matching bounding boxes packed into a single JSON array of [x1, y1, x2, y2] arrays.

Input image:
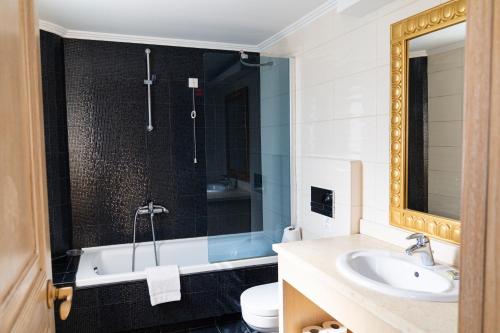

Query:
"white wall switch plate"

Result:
[[188, 78, 199, 88]]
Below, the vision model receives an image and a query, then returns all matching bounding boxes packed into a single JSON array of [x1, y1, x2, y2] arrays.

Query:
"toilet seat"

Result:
[[241, 282, 279, 317], [241, 282, 279, 332]]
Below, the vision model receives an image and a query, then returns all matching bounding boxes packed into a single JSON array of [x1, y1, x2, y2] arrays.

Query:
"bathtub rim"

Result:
[[76, 235, 278, 288]]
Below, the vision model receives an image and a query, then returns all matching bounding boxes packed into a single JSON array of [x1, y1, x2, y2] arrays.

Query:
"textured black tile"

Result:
[[62, 39, 216, 247], [98, 284, 129, 305], [187, 273, 218, 293], [63, 39, 149, 80], [67, 256, 80, 272], [40, 30, 73, 256], [72, 287, 99, 308], [189, 325, 218, 333], [207, 213, 252, 236], [41, 34, 282, 333], [244, 266, 278, 285], [73, 225, 101, 248], [216, 320, 255, 333], [52, 273, 65, 285], [55, 306, 100, 333], [101, 303, 133, 332], [62, 271, 77, 284], [44, 34, 271, 284], [55, 264, 277, 332], [195, 216, 208, 237], [52, 255, 79, 286]]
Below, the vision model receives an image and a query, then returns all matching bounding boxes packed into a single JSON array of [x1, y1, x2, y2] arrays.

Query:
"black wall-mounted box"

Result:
[[310, 186, 334, 218]]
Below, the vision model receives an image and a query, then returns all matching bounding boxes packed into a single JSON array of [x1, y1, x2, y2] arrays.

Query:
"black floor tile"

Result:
[[189, 326, 219, 333]]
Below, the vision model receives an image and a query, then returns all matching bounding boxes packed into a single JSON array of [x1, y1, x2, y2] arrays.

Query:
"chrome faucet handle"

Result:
[[405, 233, 435, 266], [153, 205, 169, 214], [406, 233, 428, 245]]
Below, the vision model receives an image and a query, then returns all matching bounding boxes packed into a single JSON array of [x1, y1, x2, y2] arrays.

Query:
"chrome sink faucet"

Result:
[[405, 233, 435, 266]]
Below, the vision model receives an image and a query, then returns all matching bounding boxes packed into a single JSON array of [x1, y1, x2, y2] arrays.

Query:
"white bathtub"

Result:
[[76, 232, 278, 287]]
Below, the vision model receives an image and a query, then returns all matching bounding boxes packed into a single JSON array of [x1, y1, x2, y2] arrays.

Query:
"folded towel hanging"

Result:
[[145, 265, 181, 306]]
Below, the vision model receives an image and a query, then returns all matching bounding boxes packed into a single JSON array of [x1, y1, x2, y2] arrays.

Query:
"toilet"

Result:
[[240, 282, 279, 333], [241, 227, 301, 332]]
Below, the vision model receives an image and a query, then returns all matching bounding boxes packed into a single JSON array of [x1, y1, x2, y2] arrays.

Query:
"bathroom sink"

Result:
[[336, 250, 459, 302], [207, 182, 229, 193]]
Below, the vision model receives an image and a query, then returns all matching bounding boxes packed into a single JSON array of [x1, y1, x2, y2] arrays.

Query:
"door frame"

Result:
[[459, 0, 500, 331]]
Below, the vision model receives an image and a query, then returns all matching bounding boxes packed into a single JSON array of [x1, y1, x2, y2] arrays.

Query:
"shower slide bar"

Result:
[[144, 48, 154, 132]]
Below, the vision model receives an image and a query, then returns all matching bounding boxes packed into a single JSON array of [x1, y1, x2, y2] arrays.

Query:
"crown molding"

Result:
[[257, 0, 337, 51], [409, 50, 428, 58], [39, 20, 67, 36], [39, 20, 259, 52], [39, 1, 338, 52], [426, 40, 465, 56]]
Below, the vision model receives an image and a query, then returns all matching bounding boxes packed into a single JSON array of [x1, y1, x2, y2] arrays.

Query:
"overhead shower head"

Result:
[[239, 50, 273, 67], [239, 50, 249, 59]]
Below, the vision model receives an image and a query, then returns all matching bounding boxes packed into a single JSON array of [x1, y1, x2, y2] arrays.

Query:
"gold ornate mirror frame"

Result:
[[389, 0, 466, 244]]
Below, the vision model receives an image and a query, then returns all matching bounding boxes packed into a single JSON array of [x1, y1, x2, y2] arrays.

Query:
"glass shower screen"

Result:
[[203, 53, 291, 263]]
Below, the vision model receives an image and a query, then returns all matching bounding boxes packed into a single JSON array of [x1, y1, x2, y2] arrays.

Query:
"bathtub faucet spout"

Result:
[[133, 200, 169, 272]]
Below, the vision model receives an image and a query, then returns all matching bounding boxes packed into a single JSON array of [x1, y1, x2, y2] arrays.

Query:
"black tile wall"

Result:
[[61, 39, 225, 248], [207, 199, 252, 236], [51, 255, 80, 286], [40, 31, 73, 256], [55, 263, 277, 333], [40, 35, 275, 333], [41, 34, 264, 250]]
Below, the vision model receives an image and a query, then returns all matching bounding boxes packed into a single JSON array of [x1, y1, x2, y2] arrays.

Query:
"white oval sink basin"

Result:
[[206, 182, 228, 193], [336, 250, 459, 302]]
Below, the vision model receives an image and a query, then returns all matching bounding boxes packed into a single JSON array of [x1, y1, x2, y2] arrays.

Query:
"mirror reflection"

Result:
[[407, 22, 466, 220]]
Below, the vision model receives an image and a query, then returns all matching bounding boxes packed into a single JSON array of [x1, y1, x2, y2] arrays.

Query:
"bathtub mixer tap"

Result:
[[137, 201, 169, 216], [132, 200, 169, 272]]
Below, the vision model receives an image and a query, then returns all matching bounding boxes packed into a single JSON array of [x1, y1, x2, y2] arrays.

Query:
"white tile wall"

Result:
[[262, 0, 459, 263], [427, 47, 464, 220], [298, 158, 361, 239], [260, 57, 292, 243]]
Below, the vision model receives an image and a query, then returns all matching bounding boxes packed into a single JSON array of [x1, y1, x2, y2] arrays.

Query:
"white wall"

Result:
[[263, 0, 460, 265]]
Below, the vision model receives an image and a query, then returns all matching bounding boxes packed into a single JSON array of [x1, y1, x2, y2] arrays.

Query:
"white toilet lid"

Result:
[[241, 282, 279, 317]]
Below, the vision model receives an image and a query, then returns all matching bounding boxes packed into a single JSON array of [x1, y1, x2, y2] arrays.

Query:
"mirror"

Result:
[[407, 22, 466, 220], [389, 0, 466, 244]]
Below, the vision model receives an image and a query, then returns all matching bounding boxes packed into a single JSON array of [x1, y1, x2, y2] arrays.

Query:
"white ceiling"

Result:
[[38, 0, 331, 46]]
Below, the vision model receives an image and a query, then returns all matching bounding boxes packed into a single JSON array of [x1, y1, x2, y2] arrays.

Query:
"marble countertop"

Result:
[[273, 234, 458, 333]]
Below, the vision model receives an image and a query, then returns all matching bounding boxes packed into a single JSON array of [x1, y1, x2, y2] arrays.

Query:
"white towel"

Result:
[[145, 265, 181, 306]]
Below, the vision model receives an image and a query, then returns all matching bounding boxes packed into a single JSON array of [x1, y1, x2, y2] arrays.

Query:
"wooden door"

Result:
[[0, 0, 55, 331]]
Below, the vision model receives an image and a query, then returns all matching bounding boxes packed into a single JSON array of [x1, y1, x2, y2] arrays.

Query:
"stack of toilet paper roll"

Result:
[[281, 226, 302, 243], [302, 320, 347, 333]]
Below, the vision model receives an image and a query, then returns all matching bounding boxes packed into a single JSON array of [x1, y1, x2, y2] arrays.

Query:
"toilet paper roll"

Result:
[[301, 326, 324, 333], [282, 226, 302, 243], [322, 320, 347, 333]]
